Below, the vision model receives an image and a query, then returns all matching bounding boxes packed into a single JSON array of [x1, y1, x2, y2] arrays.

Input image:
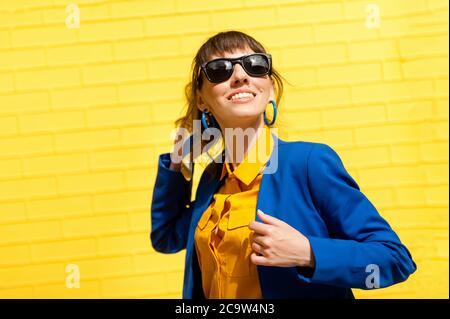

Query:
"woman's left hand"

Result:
[[248, 210, 316, 268]]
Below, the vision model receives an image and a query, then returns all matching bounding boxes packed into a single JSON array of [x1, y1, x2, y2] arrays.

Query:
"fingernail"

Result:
[[257, 209, 264, 215]]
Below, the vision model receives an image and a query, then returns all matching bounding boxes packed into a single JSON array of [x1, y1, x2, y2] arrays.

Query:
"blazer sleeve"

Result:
[[298, 143, 417, 289], [150, 153, 192, 253]]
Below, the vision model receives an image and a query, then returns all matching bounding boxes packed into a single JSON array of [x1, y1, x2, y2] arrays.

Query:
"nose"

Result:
[[230, 63, 249, 85]]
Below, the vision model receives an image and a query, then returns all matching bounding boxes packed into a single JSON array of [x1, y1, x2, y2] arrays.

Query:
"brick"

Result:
[[31, 238, 97, 262], [349, 40, 399, 62], [0, 244, 30, 266], [434, 120, 449, 141], [399, 34, 449, 58], [0, 72, 14, 93], [11, 26, 78, 48], [101, 273, 166, 298], [68, 256, 133, 282], [0, 30, 10, 50], [0, 116, 17, 136], [390, 144, 421, 164], [28, 195, 92, 220], [114, 37, 180, 60], [145, 13, 209, 36], [278, 2, 343, 24], [118, 79, 185, 103], [23, 153, 88, 176], [51, 85, 117, 109], [15, 67, 81, 91], [382, 61, 403, 80], [0, 158, 21, 179], [83, 62, 148, 85], [281, 110, 321, 131], [428, 0, 449, 10], [150, 101, 185, 123], [276, 66, 318, 92], [0, 92, 50, 116], [0, 201, 27, 224], [0, 287, 33, 298], [111, 0, 176, 17], [0, 0, 53, 11], [420, 142, 448, 161], [34, 280, 101, 298], [90, 147, 152, 170], [78, 20, 144, 42], [435, 78, 449, 96], [346, 0, 428, 18], [93, 190, 149, 213], [121, 124, 174, 146], [47, 43, 114, 66], [318, 63, 382, 85], [87, 105, 151, 127], [395, 186, 427, 206], [289, 87, 351, 109], [62, 214, 129, 238], [402, 56, 448, 78], [351, 81, 434, 103], [129, 211, 150, 232], [98, 233, 150, 256], [126, 168, 157, 190], [435, 99, 449, 119], [282, 44, 347, 67], [386, 100, 434, 122], [0, 177, 57, 201], [211, 8, 276, 29], [358, 166, 426, 187], [0, 134, 53, 157], [20, 110, 85, 133], [134, 252, 184, 273], [43, 3, 109, 24], [323, 129, 355, 148], [339, 145, 390, 168], [249, 26, 314, 47], [54, 129, 121, 152], [0, 10, 42, 29], [0, 262, 63, 288], [166, 271, 184, 294], [149, 56, 193, 80], [57, 171, 125, 195], [424, 163, 449, 184], [355, 124, 418, 145], [425, 185, 449, 206], [323, 104, 386, 128], [315, 21, 378, 43], [382, 207, 448, 229]]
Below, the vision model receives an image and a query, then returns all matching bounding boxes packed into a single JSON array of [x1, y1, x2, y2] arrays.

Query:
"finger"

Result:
[[251, 242, 264, 255], [250, 252, 271, 266], [257, 210, 284, 226], [252, 234, 270, 248], [248, 220, 271, 236]]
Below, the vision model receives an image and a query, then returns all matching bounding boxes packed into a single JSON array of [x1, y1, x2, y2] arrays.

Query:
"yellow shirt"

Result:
[[194, 126, 274, 298]]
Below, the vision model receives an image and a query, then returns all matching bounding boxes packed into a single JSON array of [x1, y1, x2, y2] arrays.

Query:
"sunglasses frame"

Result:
[[201, 53, 272, 84]]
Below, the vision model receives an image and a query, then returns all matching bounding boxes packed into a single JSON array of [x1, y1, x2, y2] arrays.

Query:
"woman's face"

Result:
[[197, 48, 275, 130]]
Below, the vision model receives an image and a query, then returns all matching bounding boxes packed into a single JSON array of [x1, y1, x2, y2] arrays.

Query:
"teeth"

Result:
[[231, 92, 254, 100]]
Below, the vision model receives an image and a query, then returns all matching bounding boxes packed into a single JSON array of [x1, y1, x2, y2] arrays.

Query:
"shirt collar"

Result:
[[220, 126, 275, 186]]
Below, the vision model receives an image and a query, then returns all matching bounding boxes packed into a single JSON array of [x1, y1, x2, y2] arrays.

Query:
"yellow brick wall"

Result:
[[0, 0, 448, 298]]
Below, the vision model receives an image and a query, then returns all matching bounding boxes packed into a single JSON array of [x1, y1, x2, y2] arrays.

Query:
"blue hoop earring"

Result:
[[264, 100, 277, 126], [201, 110, 216, 129]]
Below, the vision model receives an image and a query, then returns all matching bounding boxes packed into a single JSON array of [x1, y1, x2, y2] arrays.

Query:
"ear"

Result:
[[269, 78, 276, 101], [196, 90, 207, 112]]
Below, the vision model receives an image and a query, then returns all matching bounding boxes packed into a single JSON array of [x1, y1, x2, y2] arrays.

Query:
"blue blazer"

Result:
[[150, 136, 417, 299]]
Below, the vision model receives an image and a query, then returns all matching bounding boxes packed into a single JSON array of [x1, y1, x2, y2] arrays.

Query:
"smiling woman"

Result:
[[150, 30, 417, 299]]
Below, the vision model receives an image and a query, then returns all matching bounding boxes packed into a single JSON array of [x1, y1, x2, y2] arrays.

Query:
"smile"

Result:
[[230, 92, 255, 101]]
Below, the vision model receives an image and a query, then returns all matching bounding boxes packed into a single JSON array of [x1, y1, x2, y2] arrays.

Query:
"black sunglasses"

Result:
[[201, 53, 272, 84]]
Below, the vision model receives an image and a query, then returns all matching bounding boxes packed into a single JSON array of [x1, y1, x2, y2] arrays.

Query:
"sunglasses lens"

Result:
[[243, 54, 270, 76], [205, 60, 233, 83]]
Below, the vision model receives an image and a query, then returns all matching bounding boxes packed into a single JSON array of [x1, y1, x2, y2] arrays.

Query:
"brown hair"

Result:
[[175, 30, 285, 179]]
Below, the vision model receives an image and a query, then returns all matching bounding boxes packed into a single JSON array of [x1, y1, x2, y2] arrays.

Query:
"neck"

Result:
[[220, 116, 265, 170]]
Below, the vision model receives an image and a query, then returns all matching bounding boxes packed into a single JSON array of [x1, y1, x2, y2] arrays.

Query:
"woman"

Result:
[[150, 31, 416, 299]]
